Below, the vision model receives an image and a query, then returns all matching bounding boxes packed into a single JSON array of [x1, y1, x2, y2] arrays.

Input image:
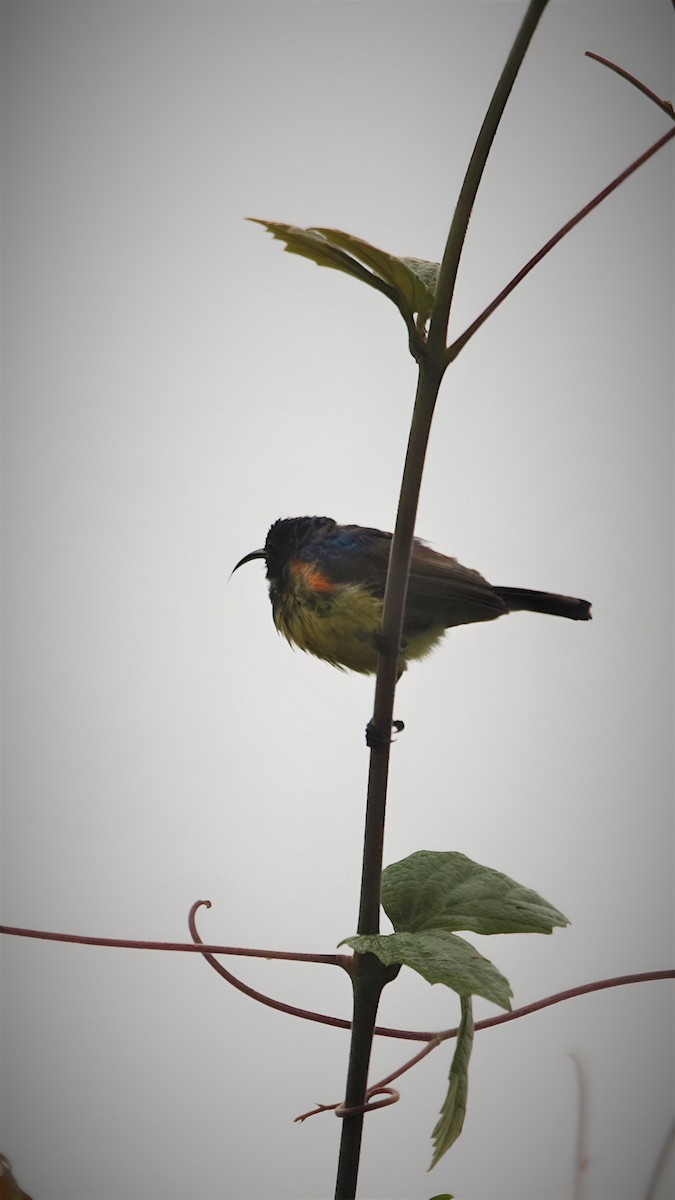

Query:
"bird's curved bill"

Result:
[[230, 548, 266, 577]]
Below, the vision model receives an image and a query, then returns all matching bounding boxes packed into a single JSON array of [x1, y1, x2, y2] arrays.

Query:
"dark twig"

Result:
[[335, 1086, 400, 1118], [463, 970, 674, 1035], [585, 51, 675, 120], [296, 1086, 400, 1125], [1, 920, 671, 1043], [293, 973, 675, 1123], [447, 125, 675, 362], [0, 915, 345, 967], [335, 9, 552, 1196], [186, 901, 354, 1030]]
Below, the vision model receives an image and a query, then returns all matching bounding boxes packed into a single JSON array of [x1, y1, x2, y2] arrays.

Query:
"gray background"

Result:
[[1, 2, 673, 1198]]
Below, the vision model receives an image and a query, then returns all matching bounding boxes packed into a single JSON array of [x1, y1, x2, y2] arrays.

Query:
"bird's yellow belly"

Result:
[[274, 584, 381, 673], [274, 584, 446, 675]]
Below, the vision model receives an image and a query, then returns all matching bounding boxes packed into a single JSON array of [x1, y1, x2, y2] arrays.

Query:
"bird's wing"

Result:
[[302, 527, 506, 630], [405, 541, 508, 630]]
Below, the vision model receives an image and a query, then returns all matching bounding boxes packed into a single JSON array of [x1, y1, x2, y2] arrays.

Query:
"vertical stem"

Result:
[[334, 5, 550, 1195], [333, 958, 388, 1200], [355, 0, 550, 941], [357, 359, 444, 938], [428, 0, 549, 356], [334, 361, 444, 1200]]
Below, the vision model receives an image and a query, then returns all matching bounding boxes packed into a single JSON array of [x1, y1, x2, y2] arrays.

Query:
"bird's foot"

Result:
[[365, 719, 405, 748], [373, 630, 408, 657]]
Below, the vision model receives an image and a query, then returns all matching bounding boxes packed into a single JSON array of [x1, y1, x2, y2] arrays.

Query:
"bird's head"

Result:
[[232, 516, 337, 581]]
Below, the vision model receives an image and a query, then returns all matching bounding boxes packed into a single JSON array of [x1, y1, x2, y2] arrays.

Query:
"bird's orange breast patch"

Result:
[[290, 559, 336, 594]]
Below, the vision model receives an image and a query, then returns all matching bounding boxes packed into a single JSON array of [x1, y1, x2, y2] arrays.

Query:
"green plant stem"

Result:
[[428, 0, 549, 356], [334, 356, 443, 1200], [334, 6, 550, 1196], [358, 0, 551, 936], [334, 954, 394, 1200], [357, 357, 445, 935]]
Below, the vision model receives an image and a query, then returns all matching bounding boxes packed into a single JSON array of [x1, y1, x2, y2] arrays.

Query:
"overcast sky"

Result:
[[1, 3, 673, 1199]]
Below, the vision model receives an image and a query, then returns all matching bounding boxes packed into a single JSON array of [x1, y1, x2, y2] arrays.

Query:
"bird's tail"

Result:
[[494, 586, 591, 621]]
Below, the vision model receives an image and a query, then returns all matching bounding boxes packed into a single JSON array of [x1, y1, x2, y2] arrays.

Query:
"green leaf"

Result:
[[248, 219, 439, 323], [429, 996, 474, 1170], [382, 850, 569, 936], [247, 219, 388, 289], [341, 930, 512, 1010], [399, 256, 441, 317], [311, 228, 439, 322]]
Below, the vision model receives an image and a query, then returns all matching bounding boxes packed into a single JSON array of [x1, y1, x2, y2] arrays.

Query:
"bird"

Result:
[[232, 516, 591, 676]]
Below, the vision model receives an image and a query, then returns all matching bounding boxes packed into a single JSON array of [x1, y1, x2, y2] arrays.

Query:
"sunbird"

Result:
[[233, 516, 591, 676]]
